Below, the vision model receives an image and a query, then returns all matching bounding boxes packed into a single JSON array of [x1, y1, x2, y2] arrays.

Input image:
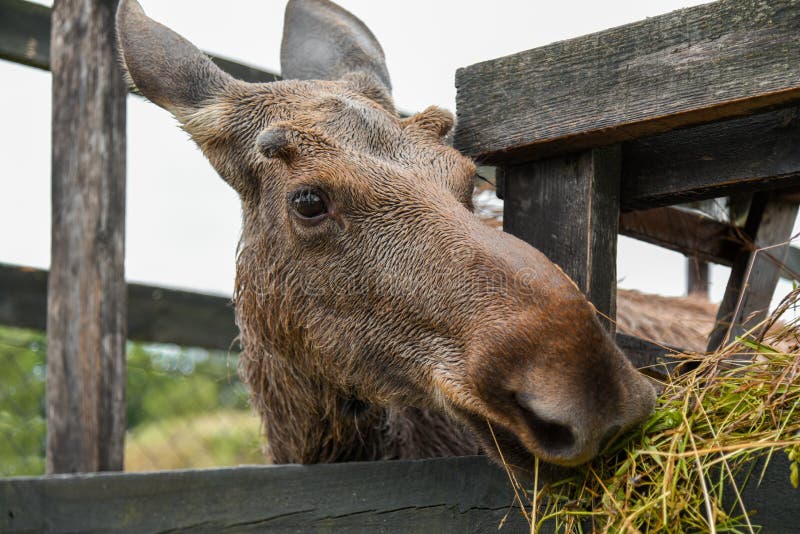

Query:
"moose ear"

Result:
[[281, 0, 392, 95], [116, 0, 233, 118]]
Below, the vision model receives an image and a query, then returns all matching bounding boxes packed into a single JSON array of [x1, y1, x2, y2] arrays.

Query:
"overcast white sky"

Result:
[[1, 0, 795, 307]]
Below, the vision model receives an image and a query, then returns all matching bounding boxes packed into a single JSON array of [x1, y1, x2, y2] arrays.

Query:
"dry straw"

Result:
[[498, 287, 800, 533]]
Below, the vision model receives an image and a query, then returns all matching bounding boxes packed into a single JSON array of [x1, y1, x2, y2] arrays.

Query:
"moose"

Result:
[[116, 0, 656, 471]]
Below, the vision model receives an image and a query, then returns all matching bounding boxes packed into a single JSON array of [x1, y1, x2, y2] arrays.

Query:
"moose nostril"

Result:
[[598, 424, 621, 453], [514, 393, 576, 451]]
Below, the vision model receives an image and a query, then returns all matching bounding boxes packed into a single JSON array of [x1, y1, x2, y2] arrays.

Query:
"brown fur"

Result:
[[617, 290, 718, 352], [116, 0, 656, 470]]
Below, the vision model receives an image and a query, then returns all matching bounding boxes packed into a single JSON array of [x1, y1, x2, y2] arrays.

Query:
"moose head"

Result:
[[116, 0, 656, 469]]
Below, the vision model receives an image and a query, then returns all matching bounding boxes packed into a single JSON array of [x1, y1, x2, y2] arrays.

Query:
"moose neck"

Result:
[[239, 343, 479, 463]]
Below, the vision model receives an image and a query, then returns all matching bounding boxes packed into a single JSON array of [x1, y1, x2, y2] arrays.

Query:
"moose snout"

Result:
[[511, 370, 656, 466], [514, 391, 577, 453], [513, 392, 631, 466]]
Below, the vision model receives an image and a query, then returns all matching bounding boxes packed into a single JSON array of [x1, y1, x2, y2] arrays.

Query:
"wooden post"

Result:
[[707, 193, 798, 351], [47, 0, 127, 473], [687, 258, 710, 298], [503, 146, 621, 332]]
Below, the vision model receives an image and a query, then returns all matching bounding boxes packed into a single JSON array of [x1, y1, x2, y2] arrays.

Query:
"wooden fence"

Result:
[[1, 455, 798, 532], [2, 454, 799, 533], [456, 0, 800, 350], [1, 0, 799, 531]]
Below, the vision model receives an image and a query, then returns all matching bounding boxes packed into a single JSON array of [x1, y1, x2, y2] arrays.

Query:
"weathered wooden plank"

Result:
[[0, 0, 280, 84], [687, 258, 710, 297], [0, 0, 50, 70], [503, 147, 621, 331], [0, 264, 48, 334], [128, 283, 238, 352], [618, 205, 800, 282], [455, 0, 800, 164], [0, 263, 237, 351], [622, 106, 800, 210], [786, 243, 800, 280], [708, 194, 799, 350], [619, 207, 741, 266], [1, 455, 797, 533], [47, 0, 127, 474], [0, 457, 528, 533]]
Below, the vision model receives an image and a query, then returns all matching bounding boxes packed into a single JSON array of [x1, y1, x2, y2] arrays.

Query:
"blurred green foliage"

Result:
[[0, 325, 256, 477], [0, 326, 46, 476]]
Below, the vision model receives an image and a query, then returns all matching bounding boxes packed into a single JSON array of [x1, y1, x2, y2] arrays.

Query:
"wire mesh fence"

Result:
[[0, 325, 266, 477]]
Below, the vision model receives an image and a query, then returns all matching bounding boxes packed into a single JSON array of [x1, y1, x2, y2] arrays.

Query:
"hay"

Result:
[[502, 289, 800, 533]]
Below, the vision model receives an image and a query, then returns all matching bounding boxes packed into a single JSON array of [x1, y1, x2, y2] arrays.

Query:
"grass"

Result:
[[500, 289, 800, 533], [125, 409, 266, 472]]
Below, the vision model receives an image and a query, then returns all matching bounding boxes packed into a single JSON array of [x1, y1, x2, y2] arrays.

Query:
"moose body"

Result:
[[116, 0, 656, 471]]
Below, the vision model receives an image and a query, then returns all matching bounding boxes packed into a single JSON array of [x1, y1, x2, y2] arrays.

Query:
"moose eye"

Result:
[[290, 189, 328, 220]]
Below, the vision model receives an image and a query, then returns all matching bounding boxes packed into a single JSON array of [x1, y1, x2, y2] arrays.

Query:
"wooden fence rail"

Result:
[[0, 0, 280, 83], [1, 455, 797, 533], [455, 0, 800, 165], [0, 457, 527, 533], [0, 263, 237, 351]]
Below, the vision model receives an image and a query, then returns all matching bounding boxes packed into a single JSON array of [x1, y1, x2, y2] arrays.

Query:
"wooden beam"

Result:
[[503, 147, 621, 331], [686, 259, 710, 298], [0, 457, 529, 533], [455, 0, 800, 164], [785, 243, 800, 280], [0, 0, 280, 83], [618, 205, 800, 283], [1, 455, 798, 533], [128, 284, 237, 352], [47, 0, 127, 474], [622, 106, 800, 210], [619, 207, 741, 266], [708, 194, 799, 350], [0, 263, 237, 351], [486, 105, 800, 213], [0, 0, 49, 70]]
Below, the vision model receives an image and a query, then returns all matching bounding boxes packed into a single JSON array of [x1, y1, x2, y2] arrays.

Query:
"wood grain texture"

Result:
[[503, 147, 621, 331], [0, 0, 280, 83], [622, 106, 800, 210], [1, 455, 797, 533], [0, 457, 528, 533], [455, 0, 800, 163], [708, 193, 799, 350], [47, 0, 127, 474]]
